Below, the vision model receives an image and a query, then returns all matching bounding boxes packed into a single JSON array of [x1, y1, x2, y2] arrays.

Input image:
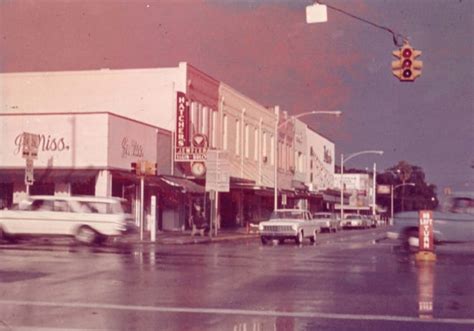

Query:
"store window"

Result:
[[254, 128, 258, 161], [0, 183, 13, 209], [30, 183, 54, 195], [223, 114, 228, 151], [235, 119, 240, 156], [71, 179, 95, 196], [244, 124, 249, 158]]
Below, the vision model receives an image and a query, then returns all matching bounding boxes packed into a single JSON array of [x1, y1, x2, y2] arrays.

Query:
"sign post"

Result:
[[205, 150, 230, 237], [21, 132, 40, 195], [416, 210, 436, 261]]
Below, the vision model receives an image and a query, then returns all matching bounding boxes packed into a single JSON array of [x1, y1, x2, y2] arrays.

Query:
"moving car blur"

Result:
[[387, 192, 474, 247], [0, 195, 136, 245]]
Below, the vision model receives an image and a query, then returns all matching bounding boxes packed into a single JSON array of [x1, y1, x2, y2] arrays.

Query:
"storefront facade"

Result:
[[1, 63, 341, 231], [0, 112, 176, 227]]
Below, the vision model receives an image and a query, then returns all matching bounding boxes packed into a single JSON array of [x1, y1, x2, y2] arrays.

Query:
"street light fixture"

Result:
[[391, 182, 415, 223], [339, 150, 384, 222], [274, 110, 342, 210]]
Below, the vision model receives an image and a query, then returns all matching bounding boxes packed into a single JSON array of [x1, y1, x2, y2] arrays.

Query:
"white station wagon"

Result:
[[258, 209, 321, 245], [0, 195, 136, 245]]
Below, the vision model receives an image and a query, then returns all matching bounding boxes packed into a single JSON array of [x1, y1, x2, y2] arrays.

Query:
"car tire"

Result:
[[75, 226, 98, 245], [0, 226, 13, 243], [295, 231, 304, 244], [260, 236, 268, 245], [310, 231, 317, 244]]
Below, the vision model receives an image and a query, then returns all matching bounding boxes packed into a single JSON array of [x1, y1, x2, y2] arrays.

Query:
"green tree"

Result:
[[376, 161, 438, 214]]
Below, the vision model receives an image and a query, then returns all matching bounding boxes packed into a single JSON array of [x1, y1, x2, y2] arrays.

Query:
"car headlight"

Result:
[[258, 224, 264, 231], [291, 224, 298, 231]]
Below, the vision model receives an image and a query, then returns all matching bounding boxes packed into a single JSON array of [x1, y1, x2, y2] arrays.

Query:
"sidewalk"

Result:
[[122, 228, 259, 246]]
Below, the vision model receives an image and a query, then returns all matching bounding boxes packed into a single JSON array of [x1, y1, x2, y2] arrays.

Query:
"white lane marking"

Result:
[[0, 300, 473, 325]]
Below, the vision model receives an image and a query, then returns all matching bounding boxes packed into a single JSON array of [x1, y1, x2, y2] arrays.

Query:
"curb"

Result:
[[124, 233, 259, 246]]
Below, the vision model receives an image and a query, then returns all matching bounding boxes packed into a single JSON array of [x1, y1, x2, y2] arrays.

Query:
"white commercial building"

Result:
[[1, 62, 341, 230]]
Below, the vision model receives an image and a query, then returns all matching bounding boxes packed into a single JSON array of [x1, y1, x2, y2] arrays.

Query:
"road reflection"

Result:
[[416, 260, 435, 319]]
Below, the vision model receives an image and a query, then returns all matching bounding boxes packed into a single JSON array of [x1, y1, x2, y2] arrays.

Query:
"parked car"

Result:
[[258, 209, 321, 245], [312, 212, 339, 232], [0, 195, 136, 245], [366, 215, 378, 228], [341, 214, 369, 229], [387, 192, 474, 247]]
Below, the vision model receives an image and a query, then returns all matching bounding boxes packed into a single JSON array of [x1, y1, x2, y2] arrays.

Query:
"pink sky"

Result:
[[1, 0, 473, 192]]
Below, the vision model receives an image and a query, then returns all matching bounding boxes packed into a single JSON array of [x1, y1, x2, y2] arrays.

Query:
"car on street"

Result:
[[0, 195, 136, 245], [258, 209, 320, 245], [387, 192, 474, 247], [341, 214, 369, 229], [312, 212, 339, 232]]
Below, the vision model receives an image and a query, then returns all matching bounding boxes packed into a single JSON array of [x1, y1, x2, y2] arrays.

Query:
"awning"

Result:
[[160, 175, 205, 194], [0, 168, 99, 183]]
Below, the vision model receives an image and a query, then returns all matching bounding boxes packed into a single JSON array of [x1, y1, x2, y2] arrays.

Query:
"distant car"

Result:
[[312, 212, 339, 232], [387, 192, 474, 247], [341, 214, 369, 229], [0, 195, 136, 245], [258, 209, 321, 245], [366, 215, 379, 228]]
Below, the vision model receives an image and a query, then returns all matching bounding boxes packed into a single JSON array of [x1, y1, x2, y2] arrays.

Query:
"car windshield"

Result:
[[450, 197, 474, 214], [270, 211, 306, 220]]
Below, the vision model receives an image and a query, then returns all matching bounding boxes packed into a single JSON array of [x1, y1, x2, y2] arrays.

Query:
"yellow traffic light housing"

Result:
[[392, 43, 423, 81], [144, 161, 158, 176]]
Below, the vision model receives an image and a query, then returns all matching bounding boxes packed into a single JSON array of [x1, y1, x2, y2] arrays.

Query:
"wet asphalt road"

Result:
[[0, 228, 473, 331]]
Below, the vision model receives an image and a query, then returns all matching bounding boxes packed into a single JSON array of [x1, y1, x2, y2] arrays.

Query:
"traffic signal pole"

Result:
[[140, 175, 145, 241], [309, 1, 422, 81]]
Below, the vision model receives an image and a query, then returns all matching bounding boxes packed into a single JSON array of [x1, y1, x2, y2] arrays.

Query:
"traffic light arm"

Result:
[[315, 0, 408, 46]]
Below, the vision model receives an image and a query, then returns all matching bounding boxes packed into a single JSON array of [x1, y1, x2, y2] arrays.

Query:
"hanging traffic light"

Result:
[[392, 43, 423, 82], [145, 161, 158, 176], [131, 160, 157, 176]]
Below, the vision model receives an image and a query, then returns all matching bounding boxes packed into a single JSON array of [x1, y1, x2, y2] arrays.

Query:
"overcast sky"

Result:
[[1, 0, 473, 193]]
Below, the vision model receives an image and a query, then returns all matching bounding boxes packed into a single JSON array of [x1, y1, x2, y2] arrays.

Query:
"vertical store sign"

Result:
[[176, 92, 189, 150], [418, 210, 434, 252]]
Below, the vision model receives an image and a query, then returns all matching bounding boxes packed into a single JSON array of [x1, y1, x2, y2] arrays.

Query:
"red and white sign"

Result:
[[175, 92, 189, 148], [418, 210, 434, 252]]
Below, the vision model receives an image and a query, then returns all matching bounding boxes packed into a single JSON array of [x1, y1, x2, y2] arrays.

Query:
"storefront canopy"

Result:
[[160, 175, 205, 194], [0, 168, 99, 183]]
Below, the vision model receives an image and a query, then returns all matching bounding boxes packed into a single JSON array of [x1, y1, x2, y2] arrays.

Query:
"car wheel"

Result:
[[0, 226, 13, 243], [295, 231, 304, 244], [309, 230, 317, 244], [75, 226, 98, 245], [260, 236, 268, 245]]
